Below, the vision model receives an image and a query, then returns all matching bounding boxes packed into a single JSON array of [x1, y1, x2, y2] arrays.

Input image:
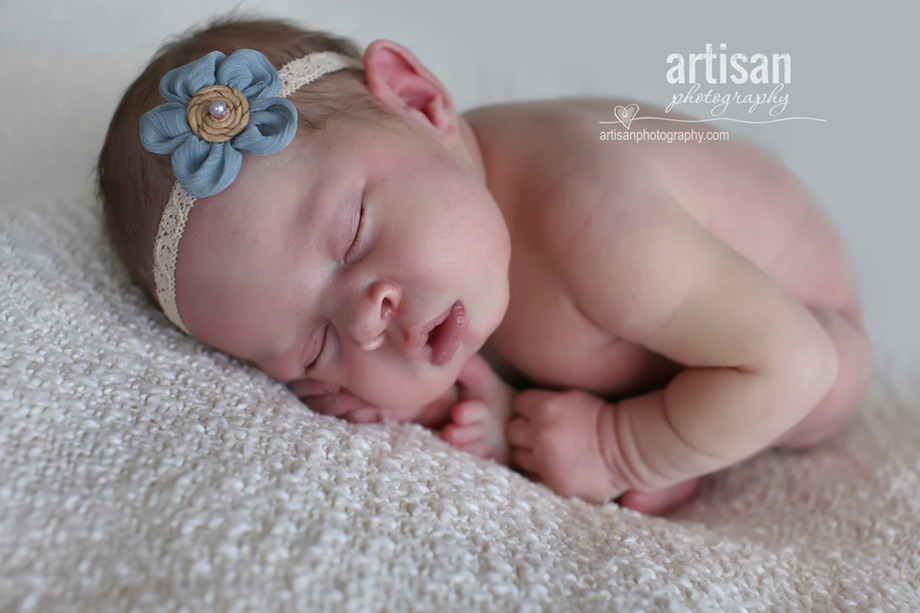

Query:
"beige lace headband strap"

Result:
[[147, 51, 362, 333]]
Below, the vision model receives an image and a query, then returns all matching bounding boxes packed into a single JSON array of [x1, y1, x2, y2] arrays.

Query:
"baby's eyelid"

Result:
[[343, 196, 366, 264]]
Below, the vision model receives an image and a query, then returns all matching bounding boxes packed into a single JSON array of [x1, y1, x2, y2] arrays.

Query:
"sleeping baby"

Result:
[[97, 17, 874, 514]]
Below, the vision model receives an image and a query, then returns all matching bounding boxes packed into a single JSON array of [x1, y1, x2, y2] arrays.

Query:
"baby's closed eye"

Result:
[[343, 199, 366, 264]]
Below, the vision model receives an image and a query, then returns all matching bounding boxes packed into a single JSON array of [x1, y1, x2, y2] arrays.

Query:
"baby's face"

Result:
[[175, 116, 511, 421]]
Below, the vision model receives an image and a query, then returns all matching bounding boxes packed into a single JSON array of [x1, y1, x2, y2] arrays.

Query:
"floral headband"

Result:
[[139, 49, 361, 333]]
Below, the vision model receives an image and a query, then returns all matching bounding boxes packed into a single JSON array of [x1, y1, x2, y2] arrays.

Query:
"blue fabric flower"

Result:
[[139, 49, 298, 198]]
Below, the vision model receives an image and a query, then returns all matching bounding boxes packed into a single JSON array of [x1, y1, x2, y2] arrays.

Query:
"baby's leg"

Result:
[[774, 306, 875, 449]]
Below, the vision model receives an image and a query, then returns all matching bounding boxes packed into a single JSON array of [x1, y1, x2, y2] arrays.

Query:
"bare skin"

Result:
[[173, 41, 875, 514], [454, 99, 874, 511]]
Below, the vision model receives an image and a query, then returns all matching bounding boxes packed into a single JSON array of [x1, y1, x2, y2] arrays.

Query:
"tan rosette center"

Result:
[[186, 85, 250, 143]]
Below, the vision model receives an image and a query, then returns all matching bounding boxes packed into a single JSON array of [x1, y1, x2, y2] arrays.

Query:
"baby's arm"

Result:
[[606, 206, 837, 490], [512, 179, 838, 501]]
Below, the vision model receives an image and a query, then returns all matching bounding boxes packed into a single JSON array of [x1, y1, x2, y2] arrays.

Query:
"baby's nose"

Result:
[[352, 279, 400, 350]]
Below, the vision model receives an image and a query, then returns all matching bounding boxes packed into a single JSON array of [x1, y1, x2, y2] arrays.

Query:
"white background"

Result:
[[1, 0, 916, 371]]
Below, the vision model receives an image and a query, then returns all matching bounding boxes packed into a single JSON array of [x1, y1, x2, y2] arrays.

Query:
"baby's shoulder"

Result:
[[465, 97, 769, 243], [468, 99, 660, 243], [466, 98, 641, 211], [465, 97, 634, 167]]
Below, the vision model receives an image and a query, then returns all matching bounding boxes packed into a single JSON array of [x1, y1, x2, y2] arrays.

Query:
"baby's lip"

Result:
[[405, 305, 451, 361], [429, 302, 466, 366], [405, 301, 466, 365]]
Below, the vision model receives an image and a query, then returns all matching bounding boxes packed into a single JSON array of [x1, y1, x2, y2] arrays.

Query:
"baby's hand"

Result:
[[508, 388, 622, 503], [440, 354, 514, 465], [508, 388, 698, 513]]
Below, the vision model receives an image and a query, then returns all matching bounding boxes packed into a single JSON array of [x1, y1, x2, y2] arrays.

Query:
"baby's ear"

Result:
[[363, 40, 458, 141]]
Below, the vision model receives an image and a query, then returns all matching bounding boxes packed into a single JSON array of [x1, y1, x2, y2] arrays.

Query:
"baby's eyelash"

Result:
[[344, 204, 365, 263]]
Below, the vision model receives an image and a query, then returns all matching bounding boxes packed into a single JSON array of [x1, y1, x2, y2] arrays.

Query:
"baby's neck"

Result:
[[459, 112, 523, 232], [456, 116, 489, 186], [457, 113, 527, 383]]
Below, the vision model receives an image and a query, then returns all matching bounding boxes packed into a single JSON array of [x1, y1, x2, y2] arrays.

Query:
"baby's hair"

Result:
[[97, 15, 387, 305]]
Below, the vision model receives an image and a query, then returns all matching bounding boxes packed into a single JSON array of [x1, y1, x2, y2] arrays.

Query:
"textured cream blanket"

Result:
[[2, 197, 918, 611]]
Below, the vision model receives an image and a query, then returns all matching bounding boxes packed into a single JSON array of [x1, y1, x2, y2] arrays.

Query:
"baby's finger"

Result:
[[301, 389, 367, 417], [459, 440, 493, 459], [442, 421, 486, 446], [511, 388, 550, 417], [450, 399, 488, 425], [288, 379, 341, 400], [506, 417, 532, 449]]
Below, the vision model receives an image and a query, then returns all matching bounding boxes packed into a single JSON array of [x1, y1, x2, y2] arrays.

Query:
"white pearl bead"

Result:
[[208, 99, 228, 119]]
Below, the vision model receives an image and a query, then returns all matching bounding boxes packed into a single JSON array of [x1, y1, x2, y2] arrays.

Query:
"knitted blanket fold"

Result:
[[2, 197, 918, 612]]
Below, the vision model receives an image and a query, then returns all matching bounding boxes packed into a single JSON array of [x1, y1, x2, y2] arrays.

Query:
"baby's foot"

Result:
[[618, 479, 700, 515], [442, 399, 511, 465]]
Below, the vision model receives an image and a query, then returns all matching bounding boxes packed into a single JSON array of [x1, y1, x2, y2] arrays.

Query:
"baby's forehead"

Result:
[[184, 116, 414, 245]]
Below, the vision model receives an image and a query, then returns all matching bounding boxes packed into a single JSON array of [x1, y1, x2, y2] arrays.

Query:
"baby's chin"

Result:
[[339, 392, 445, 427], [397, 387, 457, 429], [371, 380, 455, 416], [364, 365, 465, 423]]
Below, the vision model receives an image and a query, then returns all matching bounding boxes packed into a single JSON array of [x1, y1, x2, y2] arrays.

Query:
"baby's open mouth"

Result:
[[427, 301, 466, 366]]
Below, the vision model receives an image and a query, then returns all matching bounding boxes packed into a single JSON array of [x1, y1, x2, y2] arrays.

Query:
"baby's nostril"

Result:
[[381, 297, 395, 319]]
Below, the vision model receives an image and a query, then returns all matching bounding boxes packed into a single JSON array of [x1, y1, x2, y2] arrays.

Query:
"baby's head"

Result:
[[98, 16, 511, 420]]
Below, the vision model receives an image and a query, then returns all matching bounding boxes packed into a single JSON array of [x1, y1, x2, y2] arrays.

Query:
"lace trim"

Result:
[[153, 51, 361, 333], [278, 51, 361, 98], [153, 183, 196, 333]]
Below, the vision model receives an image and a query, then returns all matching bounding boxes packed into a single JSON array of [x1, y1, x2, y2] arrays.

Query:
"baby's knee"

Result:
[[838, 313, 875, 402], [813, 308, 875, 399], [819, 311, 875, 419], [776, 309, 874, 449]]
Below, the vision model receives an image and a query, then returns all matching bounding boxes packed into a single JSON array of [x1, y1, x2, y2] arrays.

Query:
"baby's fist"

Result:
[[508, 388, 624, 503]]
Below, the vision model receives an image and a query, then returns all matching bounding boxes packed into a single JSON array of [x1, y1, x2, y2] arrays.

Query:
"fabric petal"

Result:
[[172, 139, 243, 198], [232, 99, 298, 155], [159, 51, 223, 104], [139, 103, 192, 154], [216, 49, 281, 100]]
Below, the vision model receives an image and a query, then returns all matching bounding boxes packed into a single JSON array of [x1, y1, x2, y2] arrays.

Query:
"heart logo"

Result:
[[614, 104, 639, 129]]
